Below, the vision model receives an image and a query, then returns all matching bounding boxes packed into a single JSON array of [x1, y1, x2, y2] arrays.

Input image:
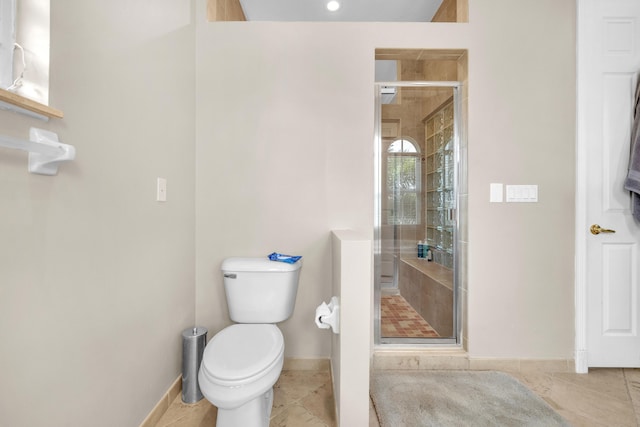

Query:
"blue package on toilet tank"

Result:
[[268, 252, 302, 264]]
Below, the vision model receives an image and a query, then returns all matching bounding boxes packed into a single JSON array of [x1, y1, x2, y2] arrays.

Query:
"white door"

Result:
[[578, 0, 640, 368]]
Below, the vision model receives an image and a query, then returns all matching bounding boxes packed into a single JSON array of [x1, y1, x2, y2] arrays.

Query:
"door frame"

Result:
[[575, 0, 590, 374]]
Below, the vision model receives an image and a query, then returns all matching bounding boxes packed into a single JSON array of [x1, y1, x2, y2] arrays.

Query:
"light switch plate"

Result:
[[157, 177, 167, 202], [490, 183, 503, 203], [506, 185, 538, 202]]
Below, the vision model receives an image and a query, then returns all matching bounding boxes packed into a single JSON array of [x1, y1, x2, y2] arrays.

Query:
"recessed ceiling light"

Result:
[[326, 1, 340, 12]]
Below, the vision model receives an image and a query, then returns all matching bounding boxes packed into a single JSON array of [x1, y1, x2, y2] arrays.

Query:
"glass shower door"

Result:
[[374, 82, 462, 346]]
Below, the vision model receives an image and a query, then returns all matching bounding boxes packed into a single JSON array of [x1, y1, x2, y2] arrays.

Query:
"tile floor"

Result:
[[509, 368, 640, 427], [381, 294, 439, 338], [155, 367, 640, 426], [155, 369, 336, 427]]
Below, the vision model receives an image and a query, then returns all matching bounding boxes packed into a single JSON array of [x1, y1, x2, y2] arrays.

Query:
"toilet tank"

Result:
[[221, 257, 302, 323]]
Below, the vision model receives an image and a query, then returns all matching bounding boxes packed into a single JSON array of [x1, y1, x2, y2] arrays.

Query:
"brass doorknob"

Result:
[[590, 224, 616, 235]]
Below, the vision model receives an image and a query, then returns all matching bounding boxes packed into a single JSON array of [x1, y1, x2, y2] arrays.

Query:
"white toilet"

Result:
[[198, 257, 302, 427]]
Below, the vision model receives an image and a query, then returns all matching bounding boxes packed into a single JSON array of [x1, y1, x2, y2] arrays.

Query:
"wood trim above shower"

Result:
[[207, 0, 246, 22]]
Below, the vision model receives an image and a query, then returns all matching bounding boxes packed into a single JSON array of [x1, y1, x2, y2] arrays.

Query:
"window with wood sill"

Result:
[[0, 0, 61, 121], [0, 88, 62, 120]]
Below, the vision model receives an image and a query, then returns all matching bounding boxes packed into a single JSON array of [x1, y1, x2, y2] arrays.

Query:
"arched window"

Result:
[[388, 138, 419, 153], [386, 138, 421, 225]]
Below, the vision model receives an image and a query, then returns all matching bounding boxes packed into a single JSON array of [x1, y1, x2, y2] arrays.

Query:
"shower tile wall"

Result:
[[399, 260, 453, 337]]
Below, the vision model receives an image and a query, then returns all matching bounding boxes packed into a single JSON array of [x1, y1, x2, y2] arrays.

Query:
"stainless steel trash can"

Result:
[[181, 326, 207, 403]]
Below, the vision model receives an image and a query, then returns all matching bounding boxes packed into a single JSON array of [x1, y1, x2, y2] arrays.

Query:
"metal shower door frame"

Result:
[[374, 81, 463, 347]]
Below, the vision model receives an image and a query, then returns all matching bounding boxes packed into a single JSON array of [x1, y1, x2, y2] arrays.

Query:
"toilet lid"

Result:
[[203, 324, 284, 382]]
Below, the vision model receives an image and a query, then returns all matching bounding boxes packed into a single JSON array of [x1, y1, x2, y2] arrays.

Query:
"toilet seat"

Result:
[[201, 324, 284, 387]]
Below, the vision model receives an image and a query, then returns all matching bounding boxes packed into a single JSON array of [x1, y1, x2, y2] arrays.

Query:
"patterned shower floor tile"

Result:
[[381, 294, 439, 338]]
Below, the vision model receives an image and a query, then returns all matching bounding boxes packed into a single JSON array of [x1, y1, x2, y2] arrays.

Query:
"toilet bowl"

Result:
[[199, 324, 284, 427], [197, 256, 302, 427]]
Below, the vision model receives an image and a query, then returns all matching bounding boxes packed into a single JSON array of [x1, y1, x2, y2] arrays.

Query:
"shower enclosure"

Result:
[[374, 81, 462, 346]]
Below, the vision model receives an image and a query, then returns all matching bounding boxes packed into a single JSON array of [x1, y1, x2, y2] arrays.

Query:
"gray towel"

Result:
[[624, 79, 640, 221]]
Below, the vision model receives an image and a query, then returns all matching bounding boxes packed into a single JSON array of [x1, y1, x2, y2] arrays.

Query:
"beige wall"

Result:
[[467, 1, 575, 358], [194, 7, 375, 358], [0, 1, 196, 426], [196, 0, 576, 360]]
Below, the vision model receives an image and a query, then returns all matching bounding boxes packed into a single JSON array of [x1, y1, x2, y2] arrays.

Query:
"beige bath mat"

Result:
[[371, 370, 570, 427]]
